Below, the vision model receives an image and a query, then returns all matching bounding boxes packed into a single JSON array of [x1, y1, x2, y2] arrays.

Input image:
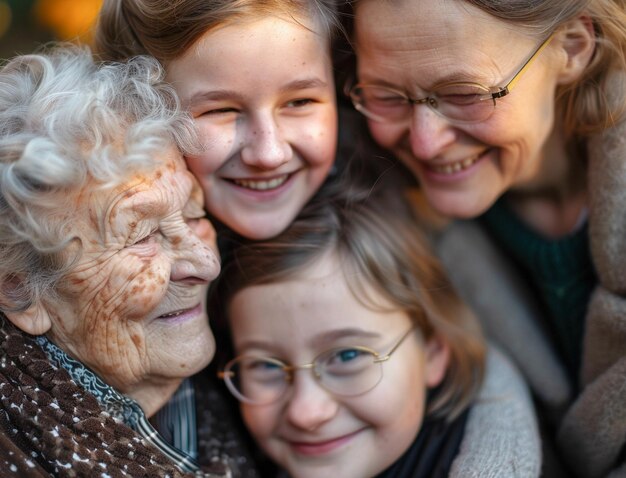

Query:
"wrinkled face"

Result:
[[45, 147, 220, 402], [167, 14, 338, 240], [228, 254, 447, 478], [354, 0, 567, 218]]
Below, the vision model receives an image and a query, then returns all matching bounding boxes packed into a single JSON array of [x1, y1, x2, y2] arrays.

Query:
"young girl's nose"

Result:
[[408, 105, 456, 161], [284, 374, 339, 431], [240, 114, 292, 170]]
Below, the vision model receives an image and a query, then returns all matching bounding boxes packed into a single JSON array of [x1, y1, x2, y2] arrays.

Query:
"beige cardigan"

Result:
[[434, 107, 626, 477], [557, 90, 626, 478]]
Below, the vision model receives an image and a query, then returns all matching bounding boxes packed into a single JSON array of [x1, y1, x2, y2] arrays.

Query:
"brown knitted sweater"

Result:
[[0, 316, 260, 477]]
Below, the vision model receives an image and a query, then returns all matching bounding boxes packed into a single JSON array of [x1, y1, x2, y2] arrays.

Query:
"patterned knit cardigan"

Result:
[[0, 316, 260, 478]]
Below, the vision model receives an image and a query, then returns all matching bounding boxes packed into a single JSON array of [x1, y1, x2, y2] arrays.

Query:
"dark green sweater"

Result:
[[479, 199, 597, 387]]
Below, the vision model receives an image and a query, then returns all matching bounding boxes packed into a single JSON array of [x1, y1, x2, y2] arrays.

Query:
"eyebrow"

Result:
[[186, 77, 328, 106], [279, 77, 328, 93], [236, 328, 381, 354], [359, 68, 493, 91], [311, 327, 381, 347]]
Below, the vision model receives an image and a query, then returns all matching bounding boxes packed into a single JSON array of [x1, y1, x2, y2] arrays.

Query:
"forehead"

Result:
[[167, 14, 332, 101], [79, 148, 196, 231], [354, 0, 533, 84]]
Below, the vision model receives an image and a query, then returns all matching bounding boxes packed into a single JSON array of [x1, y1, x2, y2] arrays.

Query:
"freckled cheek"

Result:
[[296, 127, 337, 167], [187, 124, 237, 175], [117, 264, 170, 321]]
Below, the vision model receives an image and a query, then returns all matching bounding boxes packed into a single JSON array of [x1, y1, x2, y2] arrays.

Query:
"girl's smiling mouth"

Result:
[[230, 173, 291, 191], [287, 429, 365, 457]]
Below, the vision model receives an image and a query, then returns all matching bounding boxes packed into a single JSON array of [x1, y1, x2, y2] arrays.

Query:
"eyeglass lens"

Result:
[[351, 83, 496, 123], [224, 347, 384, 404]]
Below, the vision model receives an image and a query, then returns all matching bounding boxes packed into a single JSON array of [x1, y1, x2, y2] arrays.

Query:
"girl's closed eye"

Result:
[[199, 106, 240, 117], [285, 97, 315, 108]]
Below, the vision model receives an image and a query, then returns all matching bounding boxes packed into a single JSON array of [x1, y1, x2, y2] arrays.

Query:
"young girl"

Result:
[[211, 186, 542, 478], [94, 0, 339, 240]]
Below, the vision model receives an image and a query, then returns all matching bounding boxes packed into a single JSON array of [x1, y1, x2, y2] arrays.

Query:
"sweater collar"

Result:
[[35, 334, 202, 474]]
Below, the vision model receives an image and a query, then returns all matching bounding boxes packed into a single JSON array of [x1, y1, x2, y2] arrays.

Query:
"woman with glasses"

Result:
[[342, 0, 626, 476], [209, 182, 541, 478]]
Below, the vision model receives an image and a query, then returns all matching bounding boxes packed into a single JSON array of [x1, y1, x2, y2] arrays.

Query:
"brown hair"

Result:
[[348, 0, 626, 138], [212, 183, 485, 420], [93, 0, 340, 64]]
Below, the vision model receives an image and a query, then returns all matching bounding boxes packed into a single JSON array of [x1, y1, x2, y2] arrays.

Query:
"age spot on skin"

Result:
[[131, 334, 142, 347]]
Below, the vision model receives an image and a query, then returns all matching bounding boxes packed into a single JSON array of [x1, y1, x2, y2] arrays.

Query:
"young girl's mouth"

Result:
[[230, 173, 290, 191], [288, 429, 364, 456]]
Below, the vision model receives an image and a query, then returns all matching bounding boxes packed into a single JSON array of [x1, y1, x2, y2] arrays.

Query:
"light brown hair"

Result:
[[348, 0, 626, 138], [94, 0, 340, 64], [212, 184, 485, 420]]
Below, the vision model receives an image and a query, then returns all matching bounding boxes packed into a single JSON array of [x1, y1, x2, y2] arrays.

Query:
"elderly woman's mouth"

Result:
[[156, 303, 203, 323]]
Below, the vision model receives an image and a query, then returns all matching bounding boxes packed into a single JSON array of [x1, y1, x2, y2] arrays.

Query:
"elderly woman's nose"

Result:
[[170, 225, 220, 283], [240, 115, 292, 170], [408, 107, 456, 160]]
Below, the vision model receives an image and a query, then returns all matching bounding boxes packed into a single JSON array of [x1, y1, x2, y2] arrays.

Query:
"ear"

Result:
[[555, 14, 596, 85], [4, 302, 52, 336], [423, 335, 450, 388]]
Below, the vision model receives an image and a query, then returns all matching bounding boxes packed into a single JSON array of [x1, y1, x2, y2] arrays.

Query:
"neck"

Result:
[[127, 379, 183, 418], [507, 127, 587, 238]]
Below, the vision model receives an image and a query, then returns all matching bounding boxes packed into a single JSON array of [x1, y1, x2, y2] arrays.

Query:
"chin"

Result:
[[230, 216, 295, 240], [427, 193, 497, 220]]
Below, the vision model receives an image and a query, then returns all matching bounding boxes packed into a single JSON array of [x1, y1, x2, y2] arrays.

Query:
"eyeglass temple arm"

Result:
[[491, 31, 556, 100], [373, 326, 416, 363]]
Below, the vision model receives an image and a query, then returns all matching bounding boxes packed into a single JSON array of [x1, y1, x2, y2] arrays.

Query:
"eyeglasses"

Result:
[[218, 326, 416, 405], [348, 32, 555, 124]]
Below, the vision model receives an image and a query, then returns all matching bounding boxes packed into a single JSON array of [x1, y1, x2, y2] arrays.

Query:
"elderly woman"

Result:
[[0, 47, 260, 477], [342, 0, 626, 476]]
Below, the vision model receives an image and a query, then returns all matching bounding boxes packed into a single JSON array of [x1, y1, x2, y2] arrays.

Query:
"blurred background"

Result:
[[0, 0, 102, 60]]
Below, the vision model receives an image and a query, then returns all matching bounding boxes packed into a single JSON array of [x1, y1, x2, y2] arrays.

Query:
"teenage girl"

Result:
[[94, 0, 339, 240]]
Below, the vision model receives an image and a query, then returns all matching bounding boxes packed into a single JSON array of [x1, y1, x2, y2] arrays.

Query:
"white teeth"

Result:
[[232, 175, 288, 191], [160, 310, 184, 319], [432, 154, 481, 175]]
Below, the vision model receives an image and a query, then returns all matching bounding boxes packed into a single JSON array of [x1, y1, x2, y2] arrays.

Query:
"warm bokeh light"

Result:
[[0, 0, 103, 59], [0, 2, 11, 39], [34, 0, 102, 41]]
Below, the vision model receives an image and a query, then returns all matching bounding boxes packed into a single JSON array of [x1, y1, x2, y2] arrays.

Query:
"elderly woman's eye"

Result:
[[131, 230, 158, 246]]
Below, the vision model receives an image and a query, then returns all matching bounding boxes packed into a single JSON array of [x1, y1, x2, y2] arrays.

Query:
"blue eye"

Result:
[[337, 348, 362, 363]]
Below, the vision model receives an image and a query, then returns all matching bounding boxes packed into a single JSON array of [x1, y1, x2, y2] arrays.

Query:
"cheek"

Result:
[[186, 123, 236, 175], [366, 121, 403, 149], [96, 259, 169, 321], [296, 109, 338, 167], [241, 404, 277, 441], [123, 265, 169, 318]]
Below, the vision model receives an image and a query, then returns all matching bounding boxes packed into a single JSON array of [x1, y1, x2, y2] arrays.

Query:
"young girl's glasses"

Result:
[[348, 32, 554, 124], [219, 326, 417, 405]]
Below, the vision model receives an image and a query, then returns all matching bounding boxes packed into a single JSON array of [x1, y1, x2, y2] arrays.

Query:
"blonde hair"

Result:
[[213, 184, 485, 420], [94, 0, 340, 64]]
